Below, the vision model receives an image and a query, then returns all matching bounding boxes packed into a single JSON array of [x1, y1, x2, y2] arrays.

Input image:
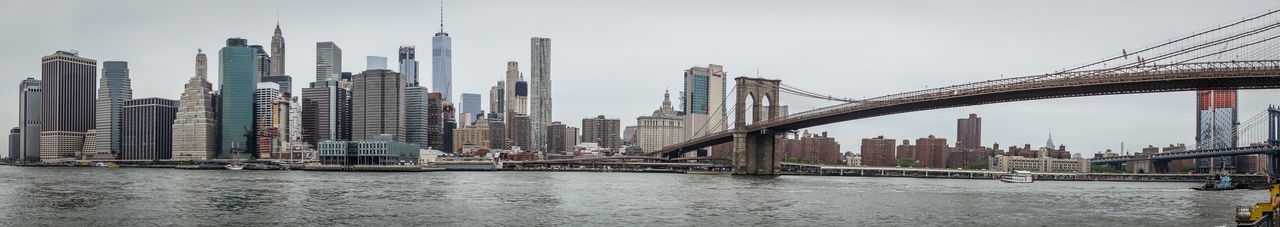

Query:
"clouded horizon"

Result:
[[3, 0, 1279, 158]]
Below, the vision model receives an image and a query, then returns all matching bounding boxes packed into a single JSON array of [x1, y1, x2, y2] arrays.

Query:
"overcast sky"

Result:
[[3, 0, 1279, 158]]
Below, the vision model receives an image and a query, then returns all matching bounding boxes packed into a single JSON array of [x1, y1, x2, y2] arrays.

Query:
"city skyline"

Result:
[[3, 1, 1280, 158]]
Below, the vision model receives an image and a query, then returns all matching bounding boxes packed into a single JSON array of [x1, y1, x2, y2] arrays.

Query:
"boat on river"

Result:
[[1191, 174, 1236, 191], [999, 170, 1034, 183]]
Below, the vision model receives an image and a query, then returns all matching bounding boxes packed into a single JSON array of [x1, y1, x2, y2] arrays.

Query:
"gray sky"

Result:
[[2, 0, 1279, 158]]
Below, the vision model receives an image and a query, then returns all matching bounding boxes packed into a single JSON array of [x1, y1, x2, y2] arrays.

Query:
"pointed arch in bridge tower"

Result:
[[733, 77, 782, 175]]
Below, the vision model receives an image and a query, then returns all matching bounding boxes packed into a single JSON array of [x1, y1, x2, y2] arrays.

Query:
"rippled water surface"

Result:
[[0, 166, 1268, 226]]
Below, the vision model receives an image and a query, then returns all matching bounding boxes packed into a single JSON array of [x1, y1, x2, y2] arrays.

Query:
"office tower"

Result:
[[261, 75, 292, 95], [461, 93, 481, 124], [220, 38, 260, 159], [636, 90, 685, 153], [405, 86, 429, 148], [566, 126, 579, 148], [504, 61, 518, 115], [260, 94, 292, 158], [254, 82, 281, 157], [172, 50, 218, 160], [547, 122, 567, 153], [490, 82, 503, 115], [270, 24, 286, 76], [623, 126, 636, 146], [487, 113, 506, 150], [956, 113, 981, 149], [40, 51, 97, 161], [1197, 90, 1238, 170], [530, 37, 552, 152], [861, 136, 896, 167], [251, 45, 271, 78], [399, 45, 419, 86], [682, 64, 727, 141], [8, 127, 18, 161], [432, 12, 452, 103], [338, 72, 353, 91], [513, 77, 529, 114], [443, 105, 456, 153], [582, 115, 621, 151], [302, 81, 349, 147], [427, 92, 444, 150], [367, 56, 387, 70], [94, 61, 132, 159], [316, 42, 342, 82], [351, 69, 405, 142], [512, 114, 531, 151], [120, 97, 177, 160], [18, 78, 41, 161]]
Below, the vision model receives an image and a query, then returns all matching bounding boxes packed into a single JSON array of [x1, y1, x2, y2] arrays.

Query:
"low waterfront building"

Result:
[[316, 139, 420, 166], [990, 148, 1089, 173]]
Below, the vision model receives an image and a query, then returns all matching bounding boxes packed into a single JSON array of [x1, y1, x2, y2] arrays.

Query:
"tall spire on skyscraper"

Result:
[[439, 0, 445, 33]]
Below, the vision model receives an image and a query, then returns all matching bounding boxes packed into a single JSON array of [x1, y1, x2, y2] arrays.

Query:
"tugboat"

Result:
[[1000, 170, 1034, 183], [1192, 174, 1236, 191]]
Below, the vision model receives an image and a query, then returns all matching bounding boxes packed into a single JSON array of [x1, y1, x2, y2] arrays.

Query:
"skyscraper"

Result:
[[301, 81, 349, 147], [487, 113, 506, 150], [489, 82, 503, 116], [405, 86, 429, 148], [582, 115, 621, 151], [461, 93, 481, 124], [399, 45, 419, 86], [427, 92, 444, 150], [1196, 89, 1238, 170], [316, 41, 342, 82], [172, 50, 218, 160], [366, 56, 387, 70], [120, 97, 177, 160], [512, 114, 531, 151], [261, 75, 292, 95], [250, 45, 271, 78], [94, 61, 131, 159], [270, 24, 286, 76], [504, 61, 518, 115], [220, 38, 259, 159], [682, 64, 727, 156], [40, 51, 97, 162], [18, 78, 41, 161], [956, 113, 981, 149], [351, 69, 405, 141], [254, 82, 281, 157], [432, 10, 453, 103], [547, 122, 567, 153], [8, 127, 19, 161], [530, 37, 552, 152]]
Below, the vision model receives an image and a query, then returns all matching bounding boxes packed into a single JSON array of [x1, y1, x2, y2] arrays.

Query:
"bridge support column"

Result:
[[733, 131, 781, 175]]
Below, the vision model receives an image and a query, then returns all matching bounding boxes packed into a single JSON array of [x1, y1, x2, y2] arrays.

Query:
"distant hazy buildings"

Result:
[[8, 128, 19, 160], [489, 82, 503, 116], [93, 61, 131, 159], [220, 38, 259, 159], [261, 75, 292, 95], [366, 56, 387, 70], [636, 91, 684, 153], [504, 61, 518, 115], [172, 50, 218, 160], [40, 51, 97, 161], [682, 64, 727, 144], [351, 69, 405, 141], [250, 45, 271, 78], [956, 113, 981, 149], [316, 41, 342, 82], [779, 131, 841, 165], [120, 98, 177, 160], [582, 115, 621, 151], [530, 37, 552, 152], [18, 78, 41, 161], [453, 118, 491, 151]]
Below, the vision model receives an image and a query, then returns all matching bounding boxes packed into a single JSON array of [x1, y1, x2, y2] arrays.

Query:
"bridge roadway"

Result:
[[655, 61, 1280, 157], [1091, 144, 1280, 164]]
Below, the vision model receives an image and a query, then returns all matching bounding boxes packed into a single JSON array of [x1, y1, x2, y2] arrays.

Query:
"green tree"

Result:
[[896, 158, 915, 167], [962, 162, 988, 170]]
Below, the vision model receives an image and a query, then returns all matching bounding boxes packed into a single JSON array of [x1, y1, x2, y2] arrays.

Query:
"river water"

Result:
[[0, 166, 1268, 226]]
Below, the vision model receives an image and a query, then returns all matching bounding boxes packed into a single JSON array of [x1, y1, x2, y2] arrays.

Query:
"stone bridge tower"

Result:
[[732, 77, 782, 175]]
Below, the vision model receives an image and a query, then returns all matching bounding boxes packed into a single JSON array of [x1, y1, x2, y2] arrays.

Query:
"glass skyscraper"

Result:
[[1196, 89, 1237, 171], [220, 38, 259, 159], [432, 28, 452, 103]]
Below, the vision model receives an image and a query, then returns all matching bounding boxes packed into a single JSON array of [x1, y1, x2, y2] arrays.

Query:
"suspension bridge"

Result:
[[650, 9, 1280, 175]]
